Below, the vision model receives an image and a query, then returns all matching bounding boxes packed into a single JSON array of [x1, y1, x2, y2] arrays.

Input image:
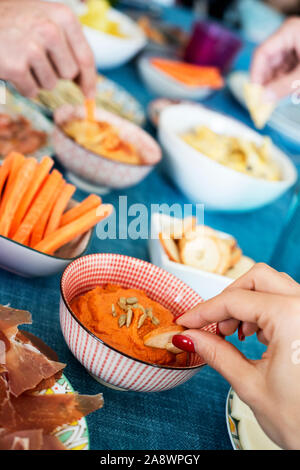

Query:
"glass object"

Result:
[[270, 185, 300, 282], [183, 20, 242, 74]]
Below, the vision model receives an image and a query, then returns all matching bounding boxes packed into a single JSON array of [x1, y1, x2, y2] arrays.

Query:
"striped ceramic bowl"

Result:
[[60, 253, 216, 392]]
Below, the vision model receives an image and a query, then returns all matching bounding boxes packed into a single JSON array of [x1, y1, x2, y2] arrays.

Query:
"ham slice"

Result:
[[0, 303, 104, 450], [0, 429, 43, 450], [8, 393, 104, 433], [5, 337, 65, 397]]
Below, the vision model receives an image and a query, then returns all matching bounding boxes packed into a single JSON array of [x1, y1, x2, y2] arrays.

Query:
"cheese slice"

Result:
[[244, 82, 276, 129]]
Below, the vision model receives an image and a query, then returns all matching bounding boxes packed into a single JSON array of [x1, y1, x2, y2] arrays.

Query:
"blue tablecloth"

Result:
[[0, 6, 299, 451]]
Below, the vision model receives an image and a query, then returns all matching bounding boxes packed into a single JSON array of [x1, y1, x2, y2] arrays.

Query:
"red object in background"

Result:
[[183, 21, 242, 74]]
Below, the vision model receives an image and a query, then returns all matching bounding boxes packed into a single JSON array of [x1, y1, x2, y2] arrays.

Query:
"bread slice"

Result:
[[244, 82, 275, 129], [226, 256, 255, 279], [159, 232, 181, 263], [215, 238, 232, 275], [143, 325, 185, 353], [179, 233, 221, 273]]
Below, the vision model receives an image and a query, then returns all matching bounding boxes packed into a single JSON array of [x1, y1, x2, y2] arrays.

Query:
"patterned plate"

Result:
[[9, 75, 145, 126], [226, 387, 242, 450], [0, 89, 54, 161], [43, 374, 90, 450]]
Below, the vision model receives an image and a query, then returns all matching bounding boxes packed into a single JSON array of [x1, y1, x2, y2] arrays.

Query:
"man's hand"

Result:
[[174, 264, 300, 449], [0, 0, 96, 97], [251, 17, 300, 100]]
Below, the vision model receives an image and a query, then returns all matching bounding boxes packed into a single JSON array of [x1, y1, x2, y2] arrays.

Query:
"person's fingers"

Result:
[[217, 318, 239, 336], [257, 329, 269, 346], [33, 20, 79, 81], [176, 289, 288, 343], [264, 64, 300, 100], [173, 329, 261, 402], [49, 4, 96, 97], [11, 70, 39, 98], [241, 321, 259, 337], [28, 43, 58, 90], [224, 263, 300, 297]]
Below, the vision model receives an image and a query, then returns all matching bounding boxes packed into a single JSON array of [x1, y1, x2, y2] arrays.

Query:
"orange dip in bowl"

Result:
[[70, 284, 187, 366]]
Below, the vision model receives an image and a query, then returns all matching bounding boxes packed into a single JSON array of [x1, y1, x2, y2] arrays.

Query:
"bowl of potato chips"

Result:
[[79, 0, 146, 69], [158, 104, 297, 212]]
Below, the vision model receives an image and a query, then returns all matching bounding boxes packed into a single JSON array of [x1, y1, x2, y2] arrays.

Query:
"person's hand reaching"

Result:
[[0, 0, 96, 98], [251, 17, 300, 100], [173, 263, 300, 449]]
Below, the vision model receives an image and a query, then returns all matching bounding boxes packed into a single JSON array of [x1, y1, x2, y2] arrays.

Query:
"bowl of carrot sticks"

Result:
[[138, 55, 224, 100], [0, 152, 113, 277]]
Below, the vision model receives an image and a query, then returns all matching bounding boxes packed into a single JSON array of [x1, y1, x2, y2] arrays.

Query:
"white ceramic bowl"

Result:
[[0, 199, 95, 278], [158, 104, 297, 212], [138, 55, 214, 100], [82, 9, 146, 69], [53, 105, 162, 192], [60, 253, 217, 392], [149, 213, 232, 300]]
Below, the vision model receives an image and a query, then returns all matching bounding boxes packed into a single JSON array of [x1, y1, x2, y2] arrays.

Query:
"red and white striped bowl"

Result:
[[60, 253, 216, 392], [53, 105, 162, 190]]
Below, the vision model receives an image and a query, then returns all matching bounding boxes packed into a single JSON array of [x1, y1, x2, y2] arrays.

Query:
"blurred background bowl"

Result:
[[158, 104, 297, 212], [82, 8, 146, 69], [53, 104, 162, 194]]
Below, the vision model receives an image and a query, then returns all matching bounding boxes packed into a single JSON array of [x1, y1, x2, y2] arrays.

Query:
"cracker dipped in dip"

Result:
[[70, 284, 187, 366]]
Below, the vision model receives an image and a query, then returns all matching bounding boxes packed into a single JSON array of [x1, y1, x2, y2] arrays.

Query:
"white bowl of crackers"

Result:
[[149, 213, 256, 300]]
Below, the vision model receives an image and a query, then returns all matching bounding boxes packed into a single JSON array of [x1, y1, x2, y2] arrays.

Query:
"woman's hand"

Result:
[[0, 0, 96, 97], [173, 263, 300, 449], [251, 17, 300, 100]]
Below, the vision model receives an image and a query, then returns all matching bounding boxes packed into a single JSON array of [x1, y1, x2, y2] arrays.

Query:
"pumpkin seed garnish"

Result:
[[126, 308, 133, 327], [137, 312, 147, 329], [118, 298, 127, 311], [111, 304, 117, 317], [146, 307, 153, 319], [118, 314, 126, 328], [152, 316, 160, 326], [135, 303, 146, 314], [126, 297, 138, 305]]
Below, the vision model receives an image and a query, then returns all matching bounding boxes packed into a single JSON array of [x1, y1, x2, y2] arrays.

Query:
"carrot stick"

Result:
[[9, 156, 54, 237], [0, 154, 15, 199], [13, 169, 63, 244], [0, 152, 25, 216], [30, 179, 65, 247], [85, 98, 95, 121], [0, 158, 37, 237], [60, 194, 101, 227], [33, 204, 113, 255], [44, 183, 75, 238]]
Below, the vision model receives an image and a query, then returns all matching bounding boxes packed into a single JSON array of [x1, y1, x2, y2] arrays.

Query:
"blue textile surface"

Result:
[[0, 6, 299, 450]]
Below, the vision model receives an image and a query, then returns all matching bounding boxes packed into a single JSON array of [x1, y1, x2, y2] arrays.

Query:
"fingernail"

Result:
[[172, 312, 185, 323], [172, 334, 195, 353], [238, 323, 245, 342]]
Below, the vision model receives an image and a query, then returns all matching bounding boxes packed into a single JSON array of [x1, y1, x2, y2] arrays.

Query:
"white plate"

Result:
[[149, 213, 232, 300], [228, 71, 300, 143], [226, 388, 281, 450], [158, 104, 297, 212], [82, 8, 146, 69], [138, 55, 214, 100]]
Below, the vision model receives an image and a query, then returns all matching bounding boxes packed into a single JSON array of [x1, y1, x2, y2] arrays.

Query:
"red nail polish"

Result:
[[238, 323, 245, 341], [172, 334, 195, 353], [172, 312, 185, 323]]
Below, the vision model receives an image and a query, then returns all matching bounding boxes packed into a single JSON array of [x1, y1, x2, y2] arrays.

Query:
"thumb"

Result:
[[174, 330, 260, 401], [264, 65, 300, 101]]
